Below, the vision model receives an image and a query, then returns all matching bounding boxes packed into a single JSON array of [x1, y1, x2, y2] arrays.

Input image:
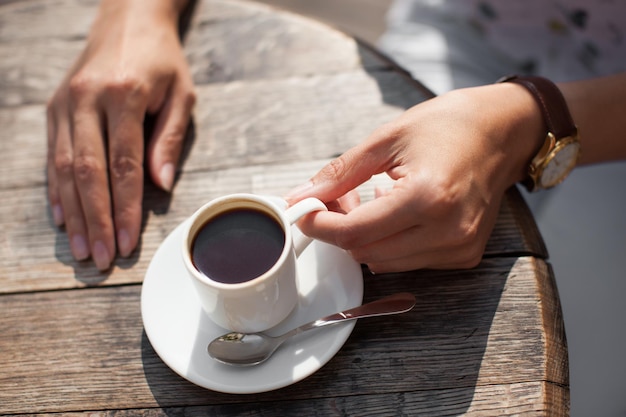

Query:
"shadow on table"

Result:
[[346, 266, 508, 415], [141, 260, 509, 415], [51, 117, 196, 285], [140, 16, 504, 415], [356, 39, 436, 107], [49, 0, 199, 286], [328, 42, 509, 414]]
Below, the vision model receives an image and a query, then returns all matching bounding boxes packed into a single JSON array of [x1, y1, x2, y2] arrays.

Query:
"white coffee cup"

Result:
[[181, 193, 327, 333]]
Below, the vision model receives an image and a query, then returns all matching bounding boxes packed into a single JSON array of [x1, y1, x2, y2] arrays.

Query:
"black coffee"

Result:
[[191, 207, 286, 284]]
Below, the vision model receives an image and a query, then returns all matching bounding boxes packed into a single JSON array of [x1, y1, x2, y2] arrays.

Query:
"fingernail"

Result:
[[283, 181, 314, 202], [159, 163, 175, 192], [92, 240, 111, 271], [117, 229, 133, 258], [70, 234, 90, 261], [52, 204, 64, 226]]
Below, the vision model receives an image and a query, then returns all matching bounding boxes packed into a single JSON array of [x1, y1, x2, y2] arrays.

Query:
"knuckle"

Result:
[[68, 73, 102, 104], [321, 157, 348, 183], [89, 210, 112, 232], [109, 154, 142, 180], [161, 124, 188, 149], [108, 75, 144, 95], [69, 71, 148, 104], [105, 75, 148, 105], [68, 73, 93, 98], [54, 153, 74, 177], [114, 200, 141, 226], [73, 154, 103, 182]]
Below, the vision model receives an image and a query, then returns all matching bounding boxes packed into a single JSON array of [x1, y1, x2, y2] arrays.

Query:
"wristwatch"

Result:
[[498, 75, 581, 192]]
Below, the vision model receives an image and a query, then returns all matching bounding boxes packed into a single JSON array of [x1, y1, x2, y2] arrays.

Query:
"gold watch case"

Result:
[[528, 130, 581, 191]]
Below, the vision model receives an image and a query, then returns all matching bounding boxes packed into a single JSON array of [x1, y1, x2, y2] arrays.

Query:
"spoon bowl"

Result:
[[208, 292, 416, 366]]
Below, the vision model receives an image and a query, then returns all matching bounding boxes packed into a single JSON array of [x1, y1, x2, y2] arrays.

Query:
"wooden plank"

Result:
[[539, 263, 569, 387], [0, 159, 545, 294], [8, 382, 568, 416], [253, 0, 394, 45], [0, 0, 567, 415], [186, 70, 428, 173], [0, 0, 97, 107], [0, 256, 565, 415], [486, 187, 547, 258], [0, 0, 566, 414], [0, 0, 97, 42], [187, 0, 389, 84], [0, 68, 424, 188], [0, 0, 388, 108], [0, 68, 543, 296]]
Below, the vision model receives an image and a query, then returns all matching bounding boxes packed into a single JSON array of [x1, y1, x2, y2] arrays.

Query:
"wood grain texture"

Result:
[[0, 160, 545, 294], [6, 383, 568, 416], [0, 0, 387, 107], [253, 0, 393, 45], [0, 0, 567, 414], [0, 0, 546, 293], [0, 257, 566, 415], [0, 45, 410, 190]]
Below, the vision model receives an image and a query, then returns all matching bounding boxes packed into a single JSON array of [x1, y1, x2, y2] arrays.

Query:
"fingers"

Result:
[[302, 196, 488, 272], [349, 223, 487, 272], [44, 2, 195, 271], [298, 187, 417, 249], [105, 86, 148, 259], [146, 79, 196, 192], [46, 102, 64, 227], [49, 99, 92, 262], [47, 76, 150, 270], [71, 90, 116, 270], [296, 171, 499, 272], [365, 249, 483, 273], [284, 127, 396, 204], [286, 87, 526, 273]]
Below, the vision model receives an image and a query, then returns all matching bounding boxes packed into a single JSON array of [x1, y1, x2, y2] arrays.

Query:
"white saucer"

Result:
[[141, 220, 363, 394]]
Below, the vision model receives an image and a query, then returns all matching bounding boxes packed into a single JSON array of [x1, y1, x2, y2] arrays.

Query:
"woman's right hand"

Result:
[[285, 83, 545, 272]]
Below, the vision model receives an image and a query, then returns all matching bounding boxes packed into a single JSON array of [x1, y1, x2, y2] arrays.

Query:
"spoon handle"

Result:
[[292, 292, 416, 336]]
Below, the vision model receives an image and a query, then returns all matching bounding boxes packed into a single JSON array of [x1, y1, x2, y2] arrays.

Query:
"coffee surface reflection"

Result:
[[191, 208, 285, 284]]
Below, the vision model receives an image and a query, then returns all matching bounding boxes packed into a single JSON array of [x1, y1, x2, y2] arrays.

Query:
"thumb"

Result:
[[284, 141, 388, 204]]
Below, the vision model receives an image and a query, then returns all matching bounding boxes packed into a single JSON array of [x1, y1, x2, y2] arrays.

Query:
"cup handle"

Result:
[[284, 197, 327, 257]]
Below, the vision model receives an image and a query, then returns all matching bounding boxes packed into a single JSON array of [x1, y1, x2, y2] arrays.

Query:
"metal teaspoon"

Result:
[[207, 292, 416, 366]]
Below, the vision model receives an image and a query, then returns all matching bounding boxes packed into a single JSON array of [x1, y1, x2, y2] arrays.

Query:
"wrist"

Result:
[[498, 75, 581, 191], [95, 0, 186, 30], [501, 83, 547, 185], [87, 0, 186, 52], [478, 83, 546, 188]]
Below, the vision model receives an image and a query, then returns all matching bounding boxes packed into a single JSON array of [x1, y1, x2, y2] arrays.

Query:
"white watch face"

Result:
[[540, 141, 581, 188]]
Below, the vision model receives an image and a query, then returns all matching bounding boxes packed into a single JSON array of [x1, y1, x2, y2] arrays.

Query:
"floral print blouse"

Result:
[[467, 0, 625, 78], [384, 0, 626, 84]]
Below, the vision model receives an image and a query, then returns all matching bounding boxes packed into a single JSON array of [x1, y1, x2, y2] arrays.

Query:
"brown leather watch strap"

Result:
[[498, 75, 577, 140]]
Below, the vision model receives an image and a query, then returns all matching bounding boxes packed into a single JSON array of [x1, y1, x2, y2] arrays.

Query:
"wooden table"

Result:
[[0, 0, 568, 414]]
